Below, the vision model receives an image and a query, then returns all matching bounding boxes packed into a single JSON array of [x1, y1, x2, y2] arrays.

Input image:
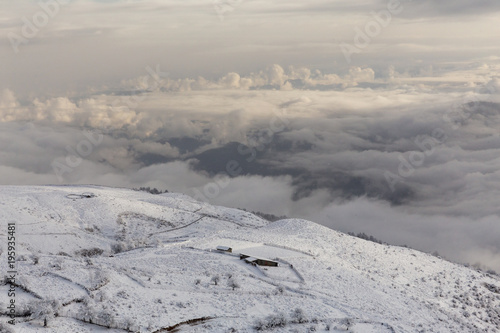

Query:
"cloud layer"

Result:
[[1, 61, 500, 271]]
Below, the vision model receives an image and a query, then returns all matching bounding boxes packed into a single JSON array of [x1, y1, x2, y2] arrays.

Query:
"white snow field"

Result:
[[0, 185, 499, 332]]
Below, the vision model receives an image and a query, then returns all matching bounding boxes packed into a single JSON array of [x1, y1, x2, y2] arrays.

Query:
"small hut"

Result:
[[254, 258, 278, 267], [240, 254, 278, 267], [216, 245, 232, 253]]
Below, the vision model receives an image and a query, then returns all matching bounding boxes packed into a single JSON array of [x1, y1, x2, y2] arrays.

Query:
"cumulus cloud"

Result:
[[117, 64, 376, 93]]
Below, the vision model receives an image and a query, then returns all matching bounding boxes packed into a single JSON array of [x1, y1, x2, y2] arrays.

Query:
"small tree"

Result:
[[267, 313, 287, 328], [291, 308, 308, 323], [79, 299, 95, 324], [90, 270, 110, 290], [255, 313, 288, 330], [111, 241, 128, 254], [211, 275, 220, 286], [29, 299, 60, 327], [227, 277, 240, 291], [338, 318, 353, 330], [82, 307, 94, 324], [123, 317, 136, 331], [76, 247, 104, 257], [95, 310, 116, 328]]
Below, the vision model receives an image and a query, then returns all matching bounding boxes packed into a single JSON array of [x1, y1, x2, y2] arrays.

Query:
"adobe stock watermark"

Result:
[[51, 130, 104, 182], [384, 79, 499, 192], [6, 221, 17, 326], [7, 0, 70, 54], [192, 109, 290, 203], [51, 65, 168, 182], [384, 129, 448, 192], [213, 0, 244, 21], [339, 0, 411, 64]]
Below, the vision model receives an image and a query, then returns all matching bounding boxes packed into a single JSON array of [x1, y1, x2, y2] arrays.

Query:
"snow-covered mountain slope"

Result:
[[0, 186, 499, 333]]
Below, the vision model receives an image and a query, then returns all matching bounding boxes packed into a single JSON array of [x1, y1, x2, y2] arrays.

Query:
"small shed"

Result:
[[240, 254, 278, 267], [254, 258, 279, 267], [216, 245, 232, 253]]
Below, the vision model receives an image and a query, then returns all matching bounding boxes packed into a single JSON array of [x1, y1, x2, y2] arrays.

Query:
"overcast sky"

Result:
[[2, 0, 500, 95], [1, 0, 500, 271]]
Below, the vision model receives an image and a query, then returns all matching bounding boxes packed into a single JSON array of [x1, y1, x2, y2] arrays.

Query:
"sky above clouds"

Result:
[[1, 0, 500, 271], [2, 0, 500, 94]]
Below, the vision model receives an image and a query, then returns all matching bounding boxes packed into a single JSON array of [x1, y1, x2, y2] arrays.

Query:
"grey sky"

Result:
[[2, 0, 500, 94]]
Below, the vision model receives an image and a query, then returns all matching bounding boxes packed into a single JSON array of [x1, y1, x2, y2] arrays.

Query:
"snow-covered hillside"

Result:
[[0, 186, 499, 332]]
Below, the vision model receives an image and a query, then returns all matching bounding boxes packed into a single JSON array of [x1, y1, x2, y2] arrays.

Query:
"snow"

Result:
[[0, 185, 499, 332], [244, 257, 258, 263]]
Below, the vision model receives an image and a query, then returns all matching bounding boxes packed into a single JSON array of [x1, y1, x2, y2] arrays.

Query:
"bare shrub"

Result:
[[89, 270, 110, 290], [95, 310, 116, 328], [291, 308, 309, 323], [75, 248, 104, 257], [111, 242, 128, 254], [211, 275, 220, 286], [227, 277, 240, 291], [254, 313, 287, 331], [29, 299, 61, 327]]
